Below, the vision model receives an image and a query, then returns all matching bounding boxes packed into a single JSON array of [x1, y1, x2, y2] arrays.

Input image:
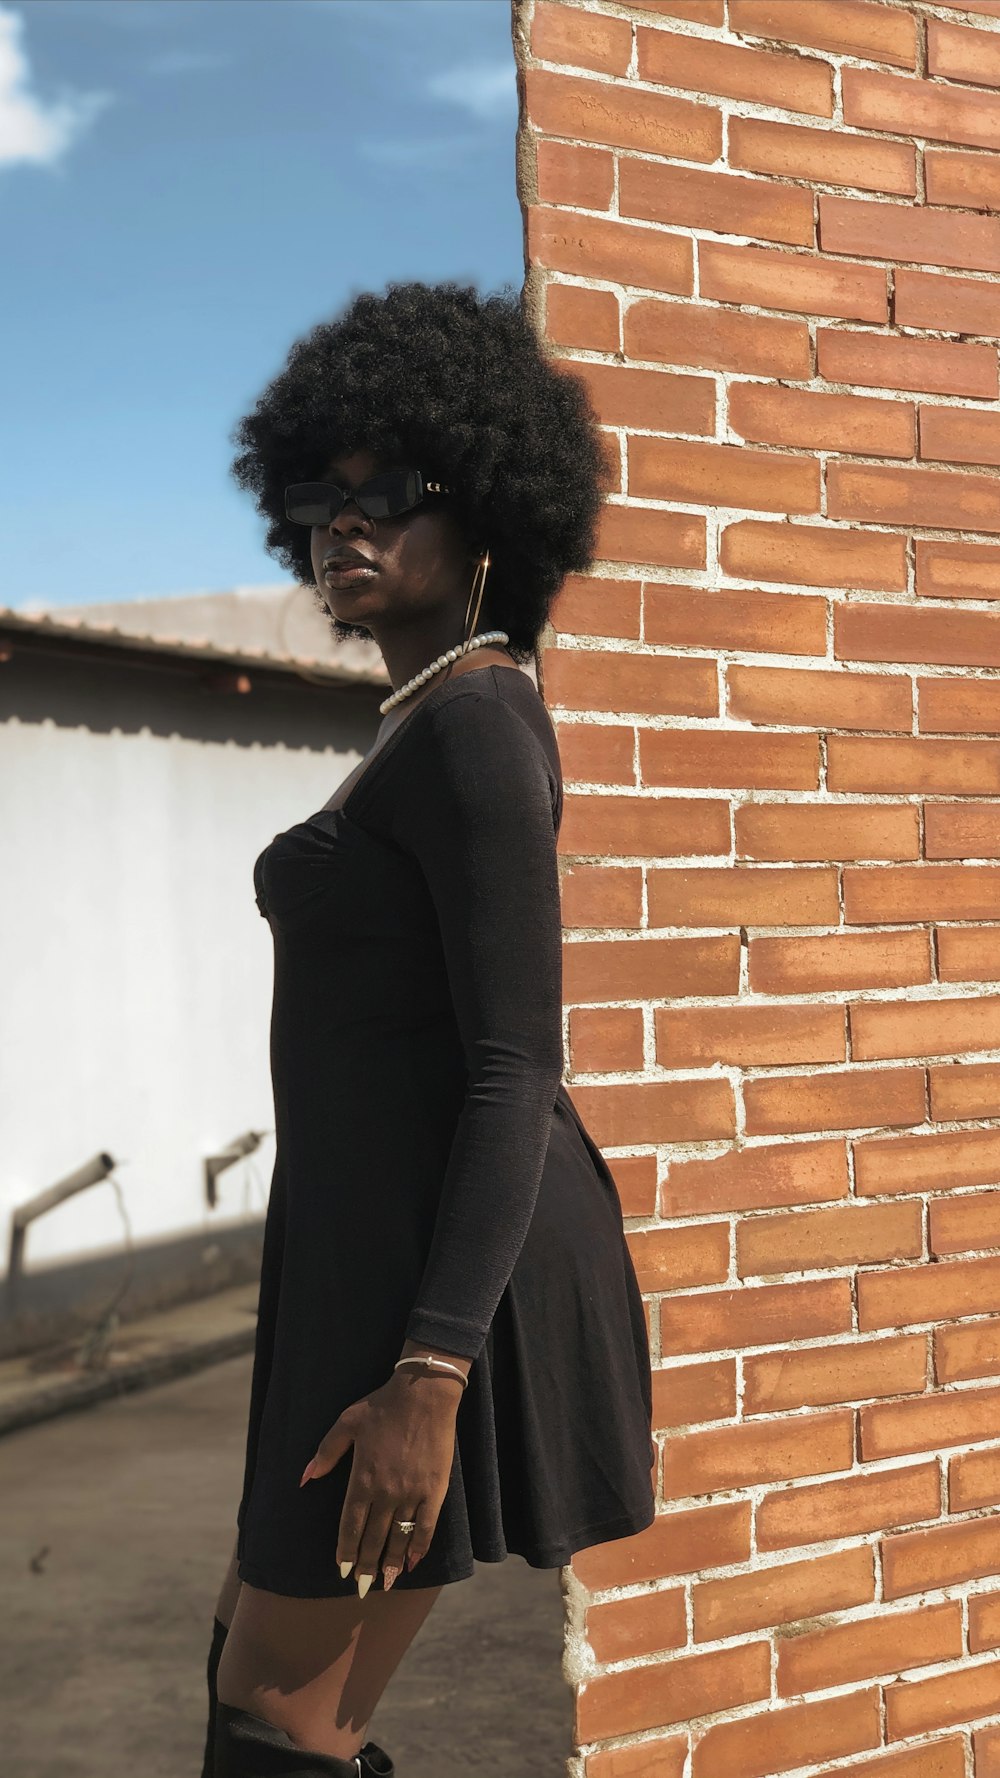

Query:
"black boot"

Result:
[[203, 1621, 393, 1778], [215, 1703, 393, 1777]]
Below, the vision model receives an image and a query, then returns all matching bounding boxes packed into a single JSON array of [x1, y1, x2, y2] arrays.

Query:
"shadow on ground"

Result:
[[0, 1355, 574, 1776]]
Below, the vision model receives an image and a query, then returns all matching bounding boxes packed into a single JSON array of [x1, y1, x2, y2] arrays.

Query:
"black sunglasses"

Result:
[[284, 468, 452, 528]]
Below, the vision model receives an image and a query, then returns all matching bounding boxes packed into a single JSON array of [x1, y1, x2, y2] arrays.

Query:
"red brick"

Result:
[[528, 205, 692, 295], [694, 1546, 874, 1641], [628, 1223, 729, 1293], [938, 926, 1000, 984], [757, 1462, 941, 1551], [860, 1259, 1000, 1334], [952, 1446, 1000, 1512], [926, 149, 1000, 212], [921, 405, 1000, 469], [837, 605, 1000, 672], [663, 1138, 848, 1217], [559, 794, 729, 860], [544, 647, 717, 717], [721, 519, 907, 590], [525, 67, 721, 162], [621, 162, 814, 247], [640, 728, 820, 791], [691, 1690, 880, 1778], [535, 139, 615, 211], [729, 381, 914, 457], [938, 1320, 1000, 1386], [577, 1641, 769, 1744], [729, 115, 916, 196], [916, 540, 1000, 601], [932, 1190, 1000, 1260], [819, 330, 997, 398], [744, 1331, 927, 1411], [571, 1500, 750, 1592], [730, 0, 918, 67], [568, 361, 715, 438], [729, 662, 913, 734], [569, 1078, 734, 1147], [555, 721, 634, 787], [635, 0, 723, 19], [652, 1358, 737, 1429], [970, 1592, 1000, 1653], [560, 865, 642, 930], [928, 17, 1000, 87], [978, 1727, 1000, 1778], [550, 573, 640, 642], [645, 583, 828, 656], [848, 862, 1000, 921], [585, 1738, 686, 1778], [887, 1659, 1000, 1740], [545, 283, 619, 354], [606, 1154, 657, 1219], [778, 1601, 963, 1696], [855, 1127, 1000, 1198], [895, 268, 1000, 337], [569, 1004, 644, 1074], [884, 1517, 1000, 1599], [929, 1061, 1000, 1120], [663, 1409, 854, 1498], [921, 683, 1000, 735], [596, 501, 705, 570], [648, 864, 840, 928], [661, 1277, 851, 1358], [531, 1, 632, 76], [844, 66, 1000, 152], [625, 298, 810, 378], [585, 1586, 687, 1665], [823, 1747, 968, 1778], [868, 1384, 1000, 1462], [700, 241, 887, 321], [831, 460, 1000, 530], [744, 1066, 926, 1138], [629, 435, 820, 515], [656, 1002, 843, 1068], [738, 1202, 922, 1276], [638, 26, 833, 115], [851, 993, 1000, 1061], [926, 804, 1000, 855], [832, 738, 1000, 799], [820, 192, 1000, 273], [563, 935, 739, 1002], [749, 930, 932, 996], [738, 803, 918, 863]]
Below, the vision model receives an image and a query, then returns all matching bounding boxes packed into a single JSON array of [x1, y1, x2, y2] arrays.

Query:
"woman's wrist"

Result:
[[392, 1339, 471, 1398]]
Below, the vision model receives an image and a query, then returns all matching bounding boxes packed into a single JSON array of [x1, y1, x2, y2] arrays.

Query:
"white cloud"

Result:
[[425, 60, 516, 122], [0, 4, 113, 171], [357, 129, 497, 170]]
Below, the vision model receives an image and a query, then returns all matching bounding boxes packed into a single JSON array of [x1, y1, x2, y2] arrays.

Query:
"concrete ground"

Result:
[[0, 1353, 574, 1777]]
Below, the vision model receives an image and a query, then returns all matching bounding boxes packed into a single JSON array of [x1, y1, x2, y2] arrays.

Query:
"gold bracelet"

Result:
[[393, 1355, 468, 1390]]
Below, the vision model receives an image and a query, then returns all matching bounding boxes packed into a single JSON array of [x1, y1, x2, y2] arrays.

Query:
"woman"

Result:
[[204, 281, 656, 1777]]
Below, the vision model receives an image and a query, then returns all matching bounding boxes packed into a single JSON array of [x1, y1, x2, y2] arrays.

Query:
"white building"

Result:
[[0, 584, 386, 1356]]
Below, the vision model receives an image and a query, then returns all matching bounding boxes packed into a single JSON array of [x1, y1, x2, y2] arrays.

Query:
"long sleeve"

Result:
[[388, 686, 566, 1362]]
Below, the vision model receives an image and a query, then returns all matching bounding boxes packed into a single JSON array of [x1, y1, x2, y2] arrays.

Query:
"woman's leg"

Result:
[[216, 1578, 445, 1762]]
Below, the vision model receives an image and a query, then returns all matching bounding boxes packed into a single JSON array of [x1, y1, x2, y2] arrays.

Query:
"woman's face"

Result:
[[309, 447, 479, 640]]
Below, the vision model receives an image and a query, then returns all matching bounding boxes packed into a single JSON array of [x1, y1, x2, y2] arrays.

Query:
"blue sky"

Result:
[[0, 0, 523, 610]]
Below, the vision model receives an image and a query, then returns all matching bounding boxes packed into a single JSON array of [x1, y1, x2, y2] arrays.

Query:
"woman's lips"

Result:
[[324, 563, 377, 584]]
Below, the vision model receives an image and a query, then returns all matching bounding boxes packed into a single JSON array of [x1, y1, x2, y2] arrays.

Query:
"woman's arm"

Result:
[[389, 687, 565, 1364]]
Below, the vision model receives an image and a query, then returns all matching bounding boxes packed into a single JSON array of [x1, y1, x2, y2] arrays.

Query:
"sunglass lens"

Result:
[[285, 483, 341, 526], [356, 470, 420, 518]]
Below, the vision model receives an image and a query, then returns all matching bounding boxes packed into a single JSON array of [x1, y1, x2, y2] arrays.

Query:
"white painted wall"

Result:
[[0, 657, 378, 1280]]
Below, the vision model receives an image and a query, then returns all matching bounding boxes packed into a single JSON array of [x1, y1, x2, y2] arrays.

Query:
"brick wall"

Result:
[[511, 1, 1000, 1772]]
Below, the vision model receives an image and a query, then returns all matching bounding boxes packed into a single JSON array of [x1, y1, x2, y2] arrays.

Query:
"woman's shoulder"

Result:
[[418, 664, 559, 775]]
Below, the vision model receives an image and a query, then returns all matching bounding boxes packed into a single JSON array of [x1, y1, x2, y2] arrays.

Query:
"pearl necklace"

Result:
[[379, 630, 510, 716]]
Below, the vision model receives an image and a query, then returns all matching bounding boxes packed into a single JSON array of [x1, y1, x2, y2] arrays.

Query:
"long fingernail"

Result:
[[299, 1460, 316, 1488], [356, 1573, 374, 1599], [382, 1565, 400, 1591], [339, 1560, 354, 1579]]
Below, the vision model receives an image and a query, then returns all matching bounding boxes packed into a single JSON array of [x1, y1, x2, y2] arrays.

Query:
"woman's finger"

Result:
[[302, 1413, 354, 1485], [353, 1497, 399, 1592], [404, 1493, 443, 1572], [336, 1482, 373, 1580], [376, 1504, 421, 1590]]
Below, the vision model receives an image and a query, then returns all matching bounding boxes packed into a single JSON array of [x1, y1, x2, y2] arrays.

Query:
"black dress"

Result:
[[236, 662, 656, 1596]]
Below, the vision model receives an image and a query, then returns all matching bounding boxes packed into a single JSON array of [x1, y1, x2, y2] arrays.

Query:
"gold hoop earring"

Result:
[[462, 549, 491, 649]]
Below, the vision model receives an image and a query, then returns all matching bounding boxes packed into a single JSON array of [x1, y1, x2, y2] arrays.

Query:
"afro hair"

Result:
[[228, 279, 606, 661]]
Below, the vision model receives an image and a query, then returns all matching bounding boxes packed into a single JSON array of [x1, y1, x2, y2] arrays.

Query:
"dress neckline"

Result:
[[321, 660, 530, 818]]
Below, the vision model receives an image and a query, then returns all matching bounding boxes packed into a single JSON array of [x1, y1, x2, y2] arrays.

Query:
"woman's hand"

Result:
[[300, 1366, 464, 1591]]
